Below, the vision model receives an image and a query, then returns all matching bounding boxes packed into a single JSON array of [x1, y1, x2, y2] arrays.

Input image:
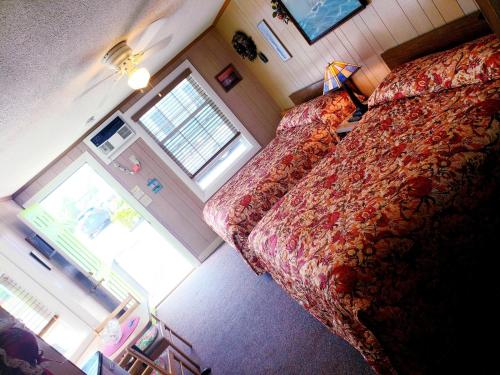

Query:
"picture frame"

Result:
[[257, 19, 292, 62], [278, 0, 367, 45], [215, 64, 242, 92]]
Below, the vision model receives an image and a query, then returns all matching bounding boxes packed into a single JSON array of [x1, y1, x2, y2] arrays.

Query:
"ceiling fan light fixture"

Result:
[[102, 41, 132, 68], [127, 67, 150, 90]]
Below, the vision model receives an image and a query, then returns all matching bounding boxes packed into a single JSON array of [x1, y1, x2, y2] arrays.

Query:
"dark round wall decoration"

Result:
[[232, 31, 257, 60], [232, 31, 268, 63]]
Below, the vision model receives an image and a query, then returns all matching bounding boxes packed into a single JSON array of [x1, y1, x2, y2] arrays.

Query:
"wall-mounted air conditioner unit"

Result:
[[84, 113, 137, 164]]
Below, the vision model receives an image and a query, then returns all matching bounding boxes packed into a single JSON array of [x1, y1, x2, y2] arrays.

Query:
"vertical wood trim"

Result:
[[371, 0, 419, 44], [456, 0, 479, 14], [353, 15, 384, 53], [475, 0, 500, 37], [416, 0, 446, 27], [396, 0, 435, 34], [213, 0, 232, 25], [432, 0, 465, 22]]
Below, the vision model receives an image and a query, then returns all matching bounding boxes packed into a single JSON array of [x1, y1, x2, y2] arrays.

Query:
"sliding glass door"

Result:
[[20, 153, 196, 306]]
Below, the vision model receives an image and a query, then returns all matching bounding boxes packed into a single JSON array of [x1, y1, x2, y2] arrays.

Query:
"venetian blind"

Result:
[[138, 72, 240, 178]]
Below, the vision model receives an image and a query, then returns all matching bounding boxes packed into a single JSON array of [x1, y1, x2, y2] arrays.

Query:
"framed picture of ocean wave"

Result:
[[279, 0, 366, 44]]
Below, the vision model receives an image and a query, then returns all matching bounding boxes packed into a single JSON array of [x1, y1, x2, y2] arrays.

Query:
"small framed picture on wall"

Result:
[[215, 64, 242, 92]]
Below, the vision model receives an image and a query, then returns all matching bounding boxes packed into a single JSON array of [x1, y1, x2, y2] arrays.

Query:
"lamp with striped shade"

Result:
[[323, 60, 367, 122], [323, 61, 360, 93]]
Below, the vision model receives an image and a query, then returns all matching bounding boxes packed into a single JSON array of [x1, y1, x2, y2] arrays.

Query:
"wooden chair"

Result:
[[147, 314, 200, 371], [118, 314, 206, 375], [38, 314, 59, 337], [75, 294, 146, 366], [119, 347, 169, 375], [94, 293, 140, 335], [119, 345, 201, 375]]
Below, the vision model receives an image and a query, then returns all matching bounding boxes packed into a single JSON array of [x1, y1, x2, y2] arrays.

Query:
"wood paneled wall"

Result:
[[215, 0, 480, 109], [13, 28, 282, 261]]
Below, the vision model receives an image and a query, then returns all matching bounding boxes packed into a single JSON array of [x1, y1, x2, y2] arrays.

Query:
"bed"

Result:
[[203, 90, 355, 273], [248, 31, 499, 375]]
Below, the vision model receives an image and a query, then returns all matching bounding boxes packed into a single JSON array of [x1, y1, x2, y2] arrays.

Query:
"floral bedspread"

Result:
[[203, 91, 354, 273], [203, 121, 342, 273], [248, 80, 500, 374]]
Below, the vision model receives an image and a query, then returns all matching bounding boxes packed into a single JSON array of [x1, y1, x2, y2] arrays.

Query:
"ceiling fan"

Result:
[[77, 17, 173, 109], [103, 40, 152, 90]]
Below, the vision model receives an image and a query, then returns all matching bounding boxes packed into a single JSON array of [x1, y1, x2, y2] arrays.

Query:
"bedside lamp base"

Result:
[[344, 83, 368, 122]]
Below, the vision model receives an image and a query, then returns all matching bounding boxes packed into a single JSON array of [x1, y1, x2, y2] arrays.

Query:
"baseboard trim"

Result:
[[198, 237, 224, 262]]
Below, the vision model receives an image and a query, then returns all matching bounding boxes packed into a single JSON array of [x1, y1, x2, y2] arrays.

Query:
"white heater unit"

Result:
[[84, 113, 137, 164]]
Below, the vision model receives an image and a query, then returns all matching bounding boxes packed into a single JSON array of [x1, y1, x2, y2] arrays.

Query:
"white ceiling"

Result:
[[0, 0, 224, 198]]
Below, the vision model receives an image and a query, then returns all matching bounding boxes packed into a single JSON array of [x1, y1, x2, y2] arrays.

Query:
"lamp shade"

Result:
[[323, 61, 360, 94]]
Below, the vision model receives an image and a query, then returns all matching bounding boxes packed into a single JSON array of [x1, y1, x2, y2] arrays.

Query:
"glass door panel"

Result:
[[21, 160, 194, 306]]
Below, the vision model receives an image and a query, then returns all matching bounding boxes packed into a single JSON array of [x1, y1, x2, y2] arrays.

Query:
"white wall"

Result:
[[0, 200, 109, 360]]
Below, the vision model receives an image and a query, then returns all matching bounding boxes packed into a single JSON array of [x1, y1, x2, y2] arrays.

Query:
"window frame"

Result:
[[121, 60, 261, 202], [134, 72, 242, 179]]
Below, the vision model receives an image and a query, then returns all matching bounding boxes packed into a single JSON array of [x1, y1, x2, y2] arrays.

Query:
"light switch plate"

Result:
[[139, 194, 152, 207], [131, 185, 144, 199]]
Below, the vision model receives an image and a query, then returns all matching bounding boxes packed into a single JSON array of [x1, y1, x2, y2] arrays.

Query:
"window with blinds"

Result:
[[0, 273, 55, 334], [136, 69, 240, 178]]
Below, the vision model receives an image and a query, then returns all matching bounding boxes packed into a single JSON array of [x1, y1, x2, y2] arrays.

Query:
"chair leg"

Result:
[[153, 322, 200, 371], [151, 315, 211, 374], [167, 349, 201, 375], [125, 348, 170, 375], [152, 314, 193, 349]]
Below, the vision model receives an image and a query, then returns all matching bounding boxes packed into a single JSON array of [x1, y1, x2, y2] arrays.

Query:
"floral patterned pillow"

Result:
[[277, 90, 355, 135], [368, 34, 500, 107]]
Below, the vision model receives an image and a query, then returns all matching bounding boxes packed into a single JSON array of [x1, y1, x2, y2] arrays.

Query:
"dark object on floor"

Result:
[[200, 368, 211, 375]]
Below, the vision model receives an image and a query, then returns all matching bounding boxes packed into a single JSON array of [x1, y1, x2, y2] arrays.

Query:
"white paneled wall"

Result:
[[216, 0, 480, 109]]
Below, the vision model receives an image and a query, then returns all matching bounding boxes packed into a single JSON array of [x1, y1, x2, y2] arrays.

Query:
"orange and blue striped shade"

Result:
[[323, 61, 360, 94]]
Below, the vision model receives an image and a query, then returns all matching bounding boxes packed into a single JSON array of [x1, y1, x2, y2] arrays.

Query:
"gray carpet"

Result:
[[157, 244, 375, 375]]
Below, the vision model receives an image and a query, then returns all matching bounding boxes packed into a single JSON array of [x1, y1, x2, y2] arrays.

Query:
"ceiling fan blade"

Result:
[[74, 71, 119, 102], [97, 75, 123, 109], [141, 35, 173, 59], [129, 17, 169, 53]]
